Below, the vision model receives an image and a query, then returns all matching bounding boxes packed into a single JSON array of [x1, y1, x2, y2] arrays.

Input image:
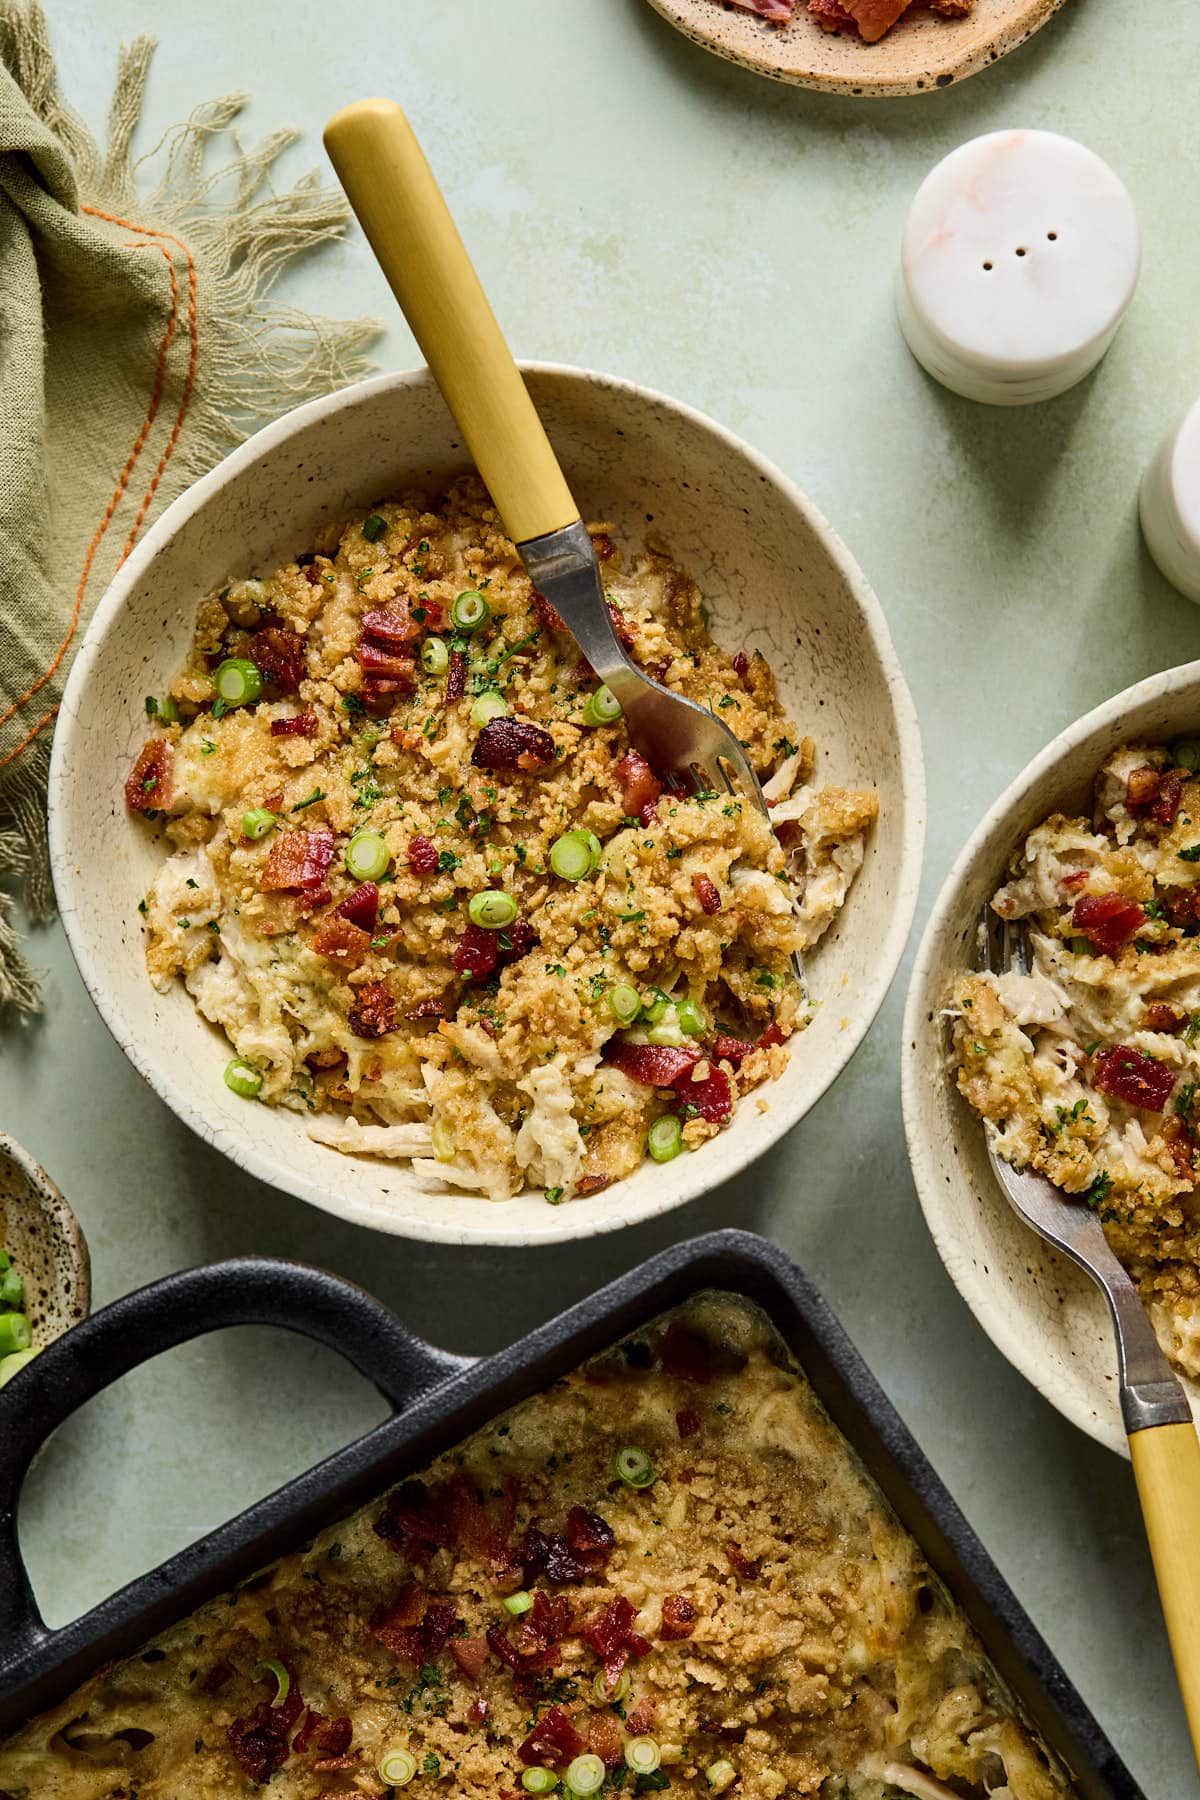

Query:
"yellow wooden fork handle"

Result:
[[1130, 1421, 1200, 1765], [324, 97, 578, 548]]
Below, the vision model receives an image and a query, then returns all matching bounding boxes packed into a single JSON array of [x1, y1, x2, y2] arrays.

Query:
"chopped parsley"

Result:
[[1083, 1170, 1113, 1209], [342, 693, 366, 716], [437, 849, 461, 873], [200, 739, 217, 756], [545, 1186, 564, 1205], [291, 788, 326, 811], [361, 513, 386, 542], [1179, 845, 1200, 862]]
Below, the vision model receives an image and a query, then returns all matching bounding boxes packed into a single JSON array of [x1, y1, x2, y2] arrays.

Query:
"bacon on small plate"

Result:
[[727, 0, 795, 21]]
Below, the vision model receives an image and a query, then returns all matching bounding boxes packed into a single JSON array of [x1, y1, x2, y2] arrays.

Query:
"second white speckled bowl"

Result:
[[903, 664, 1200, 1457], [50, 366, 923, 1245]]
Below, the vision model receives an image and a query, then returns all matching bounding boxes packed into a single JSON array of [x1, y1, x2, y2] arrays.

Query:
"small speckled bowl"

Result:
[[644, 0, 1066, 97], [0, 1135, 90, 1349], [902, 663, 1200, 1458], [49, 365, 923, 1245]]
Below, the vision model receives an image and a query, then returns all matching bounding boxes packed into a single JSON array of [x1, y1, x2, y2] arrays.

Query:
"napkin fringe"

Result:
[[0, 4, 382, 1020]]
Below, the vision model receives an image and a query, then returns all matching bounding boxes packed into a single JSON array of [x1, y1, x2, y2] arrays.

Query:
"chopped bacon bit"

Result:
[[361, 605, 421, 648], [587, 1710, 624, 1768], [519, 1706, 585, 1768], [467, 1697, 490, 1725], [676, 1407, 702, 1439], [693, 872, 722, 914], [591, 532, 617, 563], [1163, 1115, 1197, 1178], [362, 673, 416, 716], [661, 1322, 712, 1385], [582, 1595, 635, 1659], [627, 1632, 652, 1658], [732, 650, 750, 678], [423, 1600, 459, 1656], [625, 1700, 659, 1737], [726, 1542, 760, 1580], [1153, 770, 1184, 825], [607, 601, 635, 652], [335, 881, 379, 932], [450, 1635, 490, 1682], [473, 715, 556, 774], [254, 626, 306, 693], [575, 1174, 611, 1196], [486, 1622, 524, 1673], [532, 590, 567, 633], [298, 885, 332, 912], [1143, 1003, 1185, 1033], [310, 914, 371, 969], [1162, 886, 1200, 930], [566, 1505, 616, 1565], [711, 1033, 754, 1067], [226, 1662, 303, 1784], [446, 1471, 520, 1573], [371, 1588, 459, 1665], [446, 650, 467, 704], [759, 1021, 789, 1049], [1125, 765, 1163, 811], [683, 1065, 733, 1123], [358, 641, 418, 680], [375, 1481, 453, 1558], [604, 1038, 702, 1088], [1093, 1045, 1176, 1113], [454, 921, 499, 981], [125, 737, 174, 813], [261, 827, 335, 892], [1062, 869, 1090, 891], [522, 1524, 590, 1587], [408, 834, 439, 875], [815, 0, 911, 40], [270, 712, 318, 737], [312, 1754, 357, 1773], [407, 995, 447, 1020], [295, 1712, 353, 1757], [1071, 892, 1147, 956], [660, 1592, 698, 1639], [615, 748, 663, 823], [348, 979, 397, 1039]]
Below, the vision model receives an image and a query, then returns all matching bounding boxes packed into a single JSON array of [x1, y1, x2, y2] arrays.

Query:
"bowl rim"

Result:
[[901, 659, 1200, 1454], [50, 361, 925, 1246]]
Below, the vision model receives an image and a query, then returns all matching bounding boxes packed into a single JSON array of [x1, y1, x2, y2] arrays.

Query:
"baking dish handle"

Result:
[[0, 1258, 471, 1650]]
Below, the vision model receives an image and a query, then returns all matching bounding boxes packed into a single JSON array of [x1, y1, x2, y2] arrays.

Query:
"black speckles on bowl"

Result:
[[0, 1135, 90, 1347]]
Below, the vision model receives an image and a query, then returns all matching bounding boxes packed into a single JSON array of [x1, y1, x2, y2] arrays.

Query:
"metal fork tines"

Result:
[[975, 904, 1191, 1434], [521, 520, 806, 993]]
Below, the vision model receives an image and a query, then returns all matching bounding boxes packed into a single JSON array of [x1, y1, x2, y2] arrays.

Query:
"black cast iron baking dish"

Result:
[[0, 1228, 1142, 1794]]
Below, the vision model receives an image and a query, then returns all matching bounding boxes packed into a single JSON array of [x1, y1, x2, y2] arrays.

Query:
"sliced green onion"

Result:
[[346, 830, 391, 882], [522, 1771, 559, 1795], [706, 1760, 737, 1793], [451, 590, 490, 633], [421, 635, 449, 675], [582, 684, 622, 727], [471, 689, 510, 727], [676, 998, 706, 1037], [242, 807, 278, 840], [212, 658, 262, 708], [378, 1748, 418, 1787], [504, 1590, 535, 1615], [158, 695, 181, 724], [1172, 738, 1200, 772], [625, 1739, 662, 1775], [0, 1267, 23, 1309], [258, 1658, 290, 1708], [592, 1666, 632, 1704], [550, 830, 601, 882], [614, 1444, 656, 1489], [431, 1119, 456, 1163], [642, 990, 674, 1025], [0, 1314, 31, 1357], [647, 1115, 684, 1163], [0, 1347, 39, 1389], [609, 983, 641, 1026], [1067, 936, 1094, 956], [468, 889, 518, 929], [564, 1755, 606, 1796], [224, 1058, 263, 1100], [362, 512, 387, 543]]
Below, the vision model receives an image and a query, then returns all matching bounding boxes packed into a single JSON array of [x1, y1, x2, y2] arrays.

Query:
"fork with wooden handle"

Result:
[[322, 98, 805, 989], [981, 905, 1200, 1766]]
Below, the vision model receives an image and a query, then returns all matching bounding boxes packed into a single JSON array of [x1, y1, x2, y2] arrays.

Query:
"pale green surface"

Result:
[[3, 0, 1197, 1789]]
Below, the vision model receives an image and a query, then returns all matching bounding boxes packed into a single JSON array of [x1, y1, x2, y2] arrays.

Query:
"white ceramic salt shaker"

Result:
[[897, 129, 1141, 406], [1140, 399, 1200, 603]]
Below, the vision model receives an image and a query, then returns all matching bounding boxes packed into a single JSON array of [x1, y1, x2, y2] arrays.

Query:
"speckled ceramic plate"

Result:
[[50, 364, 923, 1247], [902, 664, 1200, 1460], [0, 1135, 90, 1350], [645, 0, 1067, 96]]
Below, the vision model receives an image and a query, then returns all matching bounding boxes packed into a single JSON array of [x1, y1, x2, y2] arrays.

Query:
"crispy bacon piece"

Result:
[[1143, 1003, 1185, 1033], [625, 1700, 659, 1737], [408, 834, 439, 875], [575, 1174, 611, 1196], [615, 748, 663, 823], [1092, 1046, 1176, 1113], [732, 650, 750, 678], [310, 914, 370, 969], [1061, 870, 1089, 891], [726, 1542, 761, 1580], [1161, 887, 1200, 930], [532, 590, 567, 633], [454, 921, 499, 981], [472, 716, 556, 774], [125, 737, 173, 813], [1071, 892, 1147, 956], [254, 625, 306, 693], [446, 650, 467, 703], [759, 1021, 789, 1049], [730, 0, 794, 17], [604, 1039, 702, 1087], [582, 1595, 635, 1660], [445, 1471, 520, 1573], [566, 1505, 616, 1567], [693, 872, 722, 914], [518, 1706, 585, 1768], [335, 881, 379, 932], [467, 1697, 490, 1725], [661, 1322, 712, 1385], [587, 1710, 624, 1768], [361, 604, 421, 648], [1153, 771, 1184, 825], [681, 1064, 733, 1124], [711, 1034, 754, 1067], [1125, 765, 1163, 811], [295, 1712, 353, 1757], [676, 1407, 702, 1439], [591, 532, 617, 563], [1163, 1115, 1197, 1179], [660, 1593, 698, 1639], [270, 712, 318, 737], [371, 1588, 459, 1665], [450, 1635, 490, 1682], [1123, 763, 1186, 827], [261, 827, 335, 892], [408, 995, 447, 1020], [375, 1480, 453, 1559], [348, 979, 397, 1039], [358, 641, 418, 681], [823, 0, 914, 40], [226, 1663, 303, 1784]]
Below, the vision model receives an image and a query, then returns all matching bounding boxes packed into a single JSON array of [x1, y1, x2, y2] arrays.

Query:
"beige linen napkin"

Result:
[[0, 3, 379, 1016]]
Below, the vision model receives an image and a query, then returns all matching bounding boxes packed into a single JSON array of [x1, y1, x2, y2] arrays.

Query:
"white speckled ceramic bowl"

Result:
[[903, 664, 1200, 1458], [643, 0, 1066, 98], [0, 1134, 90, 1348], [50, 365, 923, 1245]]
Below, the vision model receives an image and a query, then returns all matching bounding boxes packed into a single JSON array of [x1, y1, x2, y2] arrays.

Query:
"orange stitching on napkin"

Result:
[[0, 209, 199, 773]]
